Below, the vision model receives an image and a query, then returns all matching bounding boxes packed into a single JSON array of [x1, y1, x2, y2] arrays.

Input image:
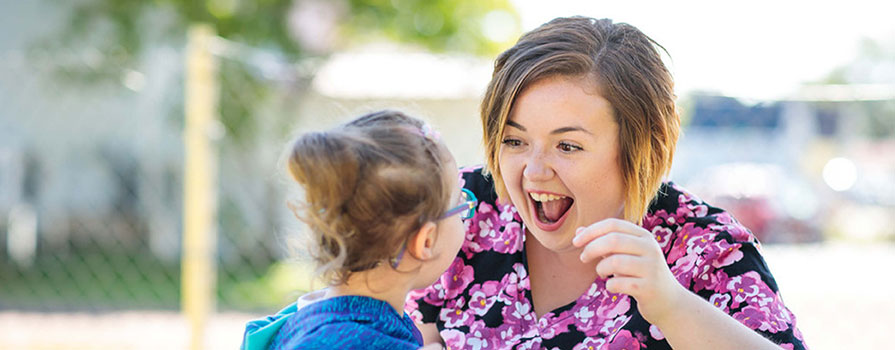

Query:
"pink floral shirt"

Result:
[[406, 167, 807, 350]]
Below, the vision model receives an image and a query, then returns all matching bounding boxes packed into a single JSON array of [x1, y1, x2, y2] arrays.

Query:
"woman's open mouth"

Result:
[[528, 191, 574, 231]]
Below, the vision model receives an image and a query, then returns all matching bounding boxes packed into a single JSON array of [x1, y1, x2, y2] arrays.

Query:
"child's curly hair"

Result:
[[287, 110, 453, 285]]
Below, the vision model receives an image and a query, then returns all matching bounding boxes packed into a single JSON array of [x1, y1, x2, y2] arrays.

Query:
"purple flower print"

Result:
[[726, 271, 763, 307], [467, 281, 501, 316], [511, 263, 530, 289], [665, 223, 700, 263], [699, 239, 744, 270], [501, 299, 535, 326], [733, 305, 772, 331], [572, 337, 606, 350], [458, 167, 474, 187], [669, 252, 699, 287], [516, 338, 544, 350], [640, 209, 665, 231], [465, 325, 493, 350], [685, 200, 709, 217], [708, 293, 732, 313], [405, 289, 424, 322], [746, 291, 776, 309], [673, 194, 700, 221], [649, 325, 665, 341], [682, 227, 718, 257], [570, 304, 599, 335], [750, 296, 791, 333], [489, 323, 524, 348], [497, 263, 529, 304], [462, 202, 495, 257], [651, 225, 674, 251], [441, 328, 466, 350], [708, 212, 754, 243], [607, 329, 642, 350], [539, 313, 576, 339], [439, 297, 470, 328], [473, 204, 501, 248], [491, 221, 523, 254], [498, 201, 520, 222], [442, 259, 475, 300], [599, 315, 630, 336], [595, 292, 631, 320], [412, 278, 446, 307], [693, 265, 729, 291]]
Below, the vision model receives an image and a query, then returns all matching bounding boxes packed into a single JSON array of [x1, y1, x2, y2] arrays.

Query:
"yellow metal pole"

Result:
[[182, 24, 219, 350]]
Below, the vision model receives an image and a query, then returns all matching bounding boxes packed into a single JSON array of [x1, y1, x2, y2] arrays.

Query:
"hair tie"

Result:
[[421, 123, 441, 142]]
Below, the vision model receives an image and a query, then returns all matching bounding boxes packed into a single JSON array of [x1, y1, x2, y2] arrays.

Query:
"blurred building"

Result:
[[675, 89, 895, 243]]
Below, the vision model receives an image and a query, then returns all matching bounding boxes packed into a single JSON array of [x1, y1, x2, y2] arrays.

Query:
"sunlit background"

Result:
[[1, 0, 893, 349]]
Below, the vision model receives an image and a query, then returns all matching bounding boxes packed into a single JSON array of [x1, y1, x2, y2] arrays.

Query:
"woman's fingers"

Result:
[[579, 232, 652, 263], [604, 275, 643, 295], [572, 218, 649, 248], [595, 253, 644, 279]]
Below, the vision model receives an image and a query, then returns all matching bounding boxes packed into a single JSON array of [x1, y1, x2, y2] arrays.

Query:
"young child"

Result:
[[241, 110, 474, 349]]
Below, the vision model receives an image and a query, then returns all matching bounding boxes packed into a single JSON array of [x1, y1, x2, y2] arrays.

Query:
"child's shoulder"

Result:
[[269, 295, 422, 350]]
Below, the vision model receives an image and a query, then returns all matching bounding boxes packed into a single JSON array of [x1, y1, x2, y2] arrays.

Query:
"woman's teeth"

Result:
[[529, 192, 566, 202]]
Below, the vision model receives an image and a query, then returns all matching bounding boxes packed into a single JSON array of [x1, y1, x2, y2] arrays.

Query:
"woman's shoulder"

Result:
[[645, 181, 758, 244]]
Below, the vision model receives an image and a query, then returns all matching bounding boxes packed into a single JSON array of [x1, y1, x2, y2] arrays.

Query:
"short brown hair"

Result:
[[287, 110, 452, 284], [481, 16, 680, 223]]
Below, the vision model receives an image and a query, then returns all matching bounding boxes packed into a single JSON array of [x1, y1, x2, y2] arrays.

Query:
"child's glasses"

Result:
[[440, 188, 478, 220], [390, 189, 478, 268]]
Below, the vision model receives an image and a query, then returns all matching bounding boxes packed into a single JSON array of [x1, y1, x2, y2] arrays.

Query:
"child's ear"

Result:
[[407, 221, 438, 260]]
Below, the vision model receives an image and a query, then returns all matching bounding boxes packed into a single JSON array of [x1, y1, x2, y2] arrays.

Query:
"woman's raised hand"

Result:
[[572, 218, 687, 325]]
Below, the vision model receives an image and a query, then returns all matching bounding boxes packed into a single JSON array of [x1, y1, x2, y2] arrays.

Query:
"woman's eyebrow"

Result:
[[506, 120, 526, 131], [550, 126, 592, 135], [506, 120, 592, 135]]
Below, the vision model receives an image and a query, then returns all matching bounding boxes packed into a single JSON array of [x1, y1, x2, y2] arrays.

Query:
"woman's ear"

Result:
[[407, 221, 438, 261]]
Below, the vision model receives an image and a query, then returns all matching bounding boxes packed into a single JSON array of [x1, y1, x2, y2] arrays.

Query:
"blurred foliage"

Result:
[[57, 0, 518, 59], [46, 0, 519, 145], [224, 260, 323, 310], [343, 0, 519, 55], [821, 38, 895, 139]]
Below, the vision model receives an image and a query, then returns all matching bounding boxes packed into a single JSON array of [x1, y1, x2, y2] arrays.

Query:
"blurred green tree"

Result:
[[47, 0, 520, 143], [58, 0, 519, 59], [820, 38, 895, 139]]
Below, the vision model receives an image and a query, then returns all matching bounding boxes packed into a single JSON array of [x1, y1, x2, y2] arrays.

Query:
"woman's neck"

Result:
[[525, 231, 599, 274], [525, 230, 600, 317], [326, 267, 413, 315]]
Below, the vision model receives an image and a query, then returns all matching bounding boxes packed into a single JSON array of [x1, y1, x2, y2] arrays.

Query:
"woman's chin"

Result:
[[524, 220, 579, 253]]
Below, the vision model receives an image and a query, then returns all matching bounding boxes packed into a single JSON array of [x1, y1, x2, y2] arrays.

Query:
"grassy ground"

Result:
[[1, 242, 892, 349], [0, 249, 288, 312]]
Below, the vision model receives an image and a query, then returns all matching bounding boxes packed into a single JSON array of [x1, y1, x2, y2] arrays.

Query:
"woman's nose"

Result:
[[522, 151, 553, 181]]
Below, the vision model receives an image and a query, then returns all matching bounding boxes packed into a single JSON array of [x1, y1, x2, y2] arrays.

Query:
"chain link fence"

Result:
[[0, 28, 317, 315]]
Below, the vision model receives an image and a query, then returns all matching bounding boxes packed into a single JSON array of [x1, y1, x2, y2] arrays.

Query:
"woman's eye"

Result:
[[558, 142, 582, 153], [501, 138, 523, 147]]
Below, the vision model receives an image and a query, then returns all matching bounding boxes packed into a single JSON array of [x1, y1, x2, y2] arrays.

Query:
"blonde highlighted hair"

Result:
[[287, 110, 452, 285], [481, 17, 680, 223]]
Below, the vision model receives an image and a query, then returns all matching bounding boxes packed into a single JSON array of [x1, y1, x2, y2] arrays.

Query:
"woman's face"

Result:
[[499, 76, 626, 253]]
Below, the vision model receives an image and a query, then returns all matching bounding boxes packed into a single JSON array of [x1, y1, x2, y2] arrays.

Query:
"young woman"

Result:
[[408, 17, 807, 350]]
